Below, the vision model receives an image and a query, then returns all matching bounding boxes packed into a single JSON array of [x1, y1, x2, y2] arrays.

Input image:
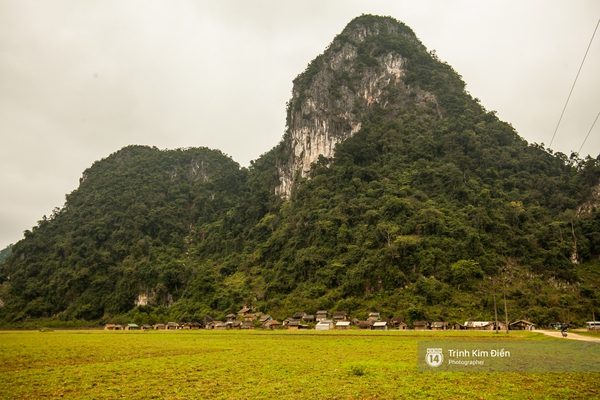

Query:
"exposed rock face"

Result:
[[577, 182, 600, 217], [134, 293, 149, 306], [275, 16, 442, 199]]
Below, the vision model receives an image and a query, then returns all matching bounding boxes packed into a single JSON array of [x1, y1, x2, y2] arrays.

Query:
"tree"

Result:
[[450, 260, 483, 290]]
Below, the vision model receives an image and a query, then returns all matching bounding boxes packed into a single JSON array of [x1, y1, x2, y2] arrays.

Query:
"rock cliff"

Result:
[[274, 15, 442, 198]]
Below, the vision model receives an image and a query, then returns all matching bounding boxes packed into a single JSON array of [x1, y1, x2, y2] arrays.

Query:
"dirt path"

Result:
[[537, 330, 600, 343]]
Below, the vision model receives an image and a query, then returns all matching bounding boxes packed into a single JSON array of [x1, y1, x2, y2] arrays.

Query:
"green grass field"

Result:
[[1, 330, 598, 399]]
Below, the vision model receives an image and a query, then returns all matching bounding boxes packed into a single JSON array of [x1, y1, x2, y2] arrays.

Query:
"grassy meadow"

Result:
[[1, 329, 599, 399]]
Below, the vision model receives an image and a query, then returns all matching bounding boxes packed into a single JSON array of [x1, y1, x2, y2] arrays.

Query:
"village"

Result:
[[103, 306, 538, 332]]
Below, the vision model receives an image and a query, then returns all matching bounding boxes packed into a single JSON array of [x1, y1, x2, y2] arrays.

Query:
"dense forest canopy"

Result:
[[1, 15, 600, 327], [0, 245, 11, 264]]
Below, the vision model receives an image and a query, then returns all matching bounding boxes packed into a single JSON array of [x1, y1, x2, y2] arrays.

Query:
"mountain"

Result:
[[1, 15, 600, 327], [274, 15, 460, 198]]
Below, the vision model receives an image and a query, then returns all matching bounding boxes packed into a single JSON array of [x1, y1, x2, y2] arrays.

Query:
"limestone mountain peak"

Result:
[[274, 14, 444, 199]]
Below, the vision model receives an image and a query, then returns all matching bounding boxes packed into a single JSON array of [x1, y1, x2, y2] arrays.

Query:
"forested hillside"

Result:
[[0, 245, 11, 264], [1, 15, 600, 327]]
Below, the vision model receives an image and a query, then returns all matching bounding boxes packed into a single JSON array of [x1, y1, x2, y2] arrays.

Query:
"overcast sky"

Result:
[[1, 0, 599, 250]]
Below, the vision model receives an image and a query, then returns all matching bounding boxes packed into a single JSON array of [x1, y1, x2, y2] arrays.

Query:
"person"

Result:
[[561, 323, 568, 338]]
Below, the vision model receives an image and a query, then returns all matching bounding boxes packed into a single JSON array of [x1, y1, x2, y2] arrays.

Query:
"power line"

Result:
[[578, 110, 600, 155], [549, 18, 600, 148]]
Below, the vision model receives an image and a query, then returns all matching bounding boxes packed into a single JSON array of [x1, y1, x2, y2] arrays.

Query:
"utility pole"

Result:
[[502, 269, 509, 334], [492, 277, 499, 334]]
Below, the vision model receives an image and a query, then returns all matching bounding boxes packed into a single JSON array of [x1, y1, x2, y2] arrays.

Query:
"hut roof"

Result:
[[238, 306, 251, 315], [316, 321, 333, 330], [510, 319, 535, 326], [358, 321, 372, 328], [465, 321, 491, 328]]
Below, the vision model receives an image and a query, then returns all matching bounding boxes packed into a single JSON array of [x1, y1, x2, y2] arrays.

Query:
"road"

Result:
[[537, 329, 600, 343]]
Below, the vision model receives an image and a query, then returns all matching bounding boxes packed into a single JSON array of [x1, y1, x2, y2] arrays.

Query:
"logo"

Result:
[[425, 348, 444, 367]]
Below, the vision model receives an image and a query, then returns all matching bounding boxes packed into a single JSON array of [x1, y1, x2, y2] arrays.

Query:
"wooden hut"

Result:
[[286, 320, 300, 330], [238, 306, 251, 316], [372, 321, 388, 331], [494, 321, 509, 331], [453, 322, 466, 330], [244, 314, 257, 322], [154, 323, 166, 330], [292, 312, 306, 320], [335, 321, 351, 330], [316, 311, 329, 321], [241, 321, 255, 330], [316, 321, 334, 331], [205, 321, 223, 330], [166, 322, 180, 330], [333, 311, 348, 321], [302, 315, 315, 323], [430, 322, 449, 331], [226, 321, 241, 330], [396, 321, 409, 330], [124, 323, 140, 330], [413, 321, 430, 330], [465, 321, 493, 330], [510, 320, 535, 331], [357, 321, 372, 330], [264, 320, 281, 330], [183, 322, 201, 330], [390, 317, 405, 327], [367, 312, 381, 322], [104, 324, 116, 330], [225, 314, 237, 322]]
